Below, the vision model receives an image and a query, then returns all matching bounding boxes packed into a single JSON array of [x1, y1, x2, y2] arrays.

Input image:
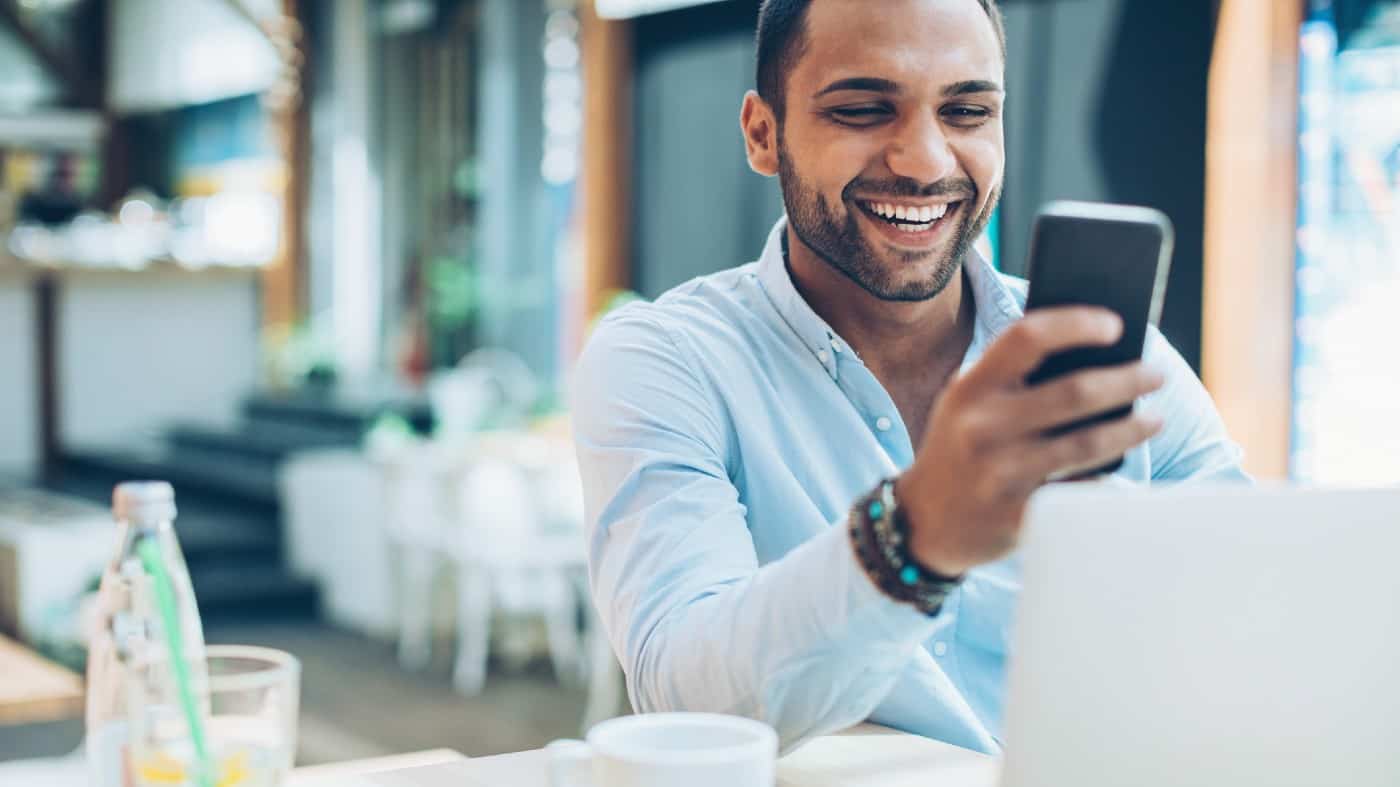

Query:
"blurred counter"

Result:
[[0, 634, 83, 725], [0, 254, 261, 479]]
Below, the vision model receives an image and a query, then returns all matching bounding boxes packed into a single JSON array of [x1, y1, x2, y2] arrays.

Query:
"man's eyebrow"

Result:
[[943, 79, 1003, 97], [813, 77, 899, 98], [813, 77, 1004, 99]]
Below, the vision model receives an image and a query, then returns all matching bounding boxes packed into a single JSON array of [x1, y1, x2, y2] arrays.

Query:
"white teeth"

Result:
[[865, 201, 956, 225]]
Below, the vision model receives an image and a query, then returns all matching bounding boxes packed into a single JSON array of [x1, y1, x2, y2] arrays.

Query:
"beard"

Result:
[[776, 144, 1001, 303]]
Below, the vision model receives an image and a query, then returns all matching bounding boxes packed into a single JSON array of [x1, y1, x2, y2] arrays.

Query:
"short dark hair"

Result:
[[755, 0, 1007, 120]]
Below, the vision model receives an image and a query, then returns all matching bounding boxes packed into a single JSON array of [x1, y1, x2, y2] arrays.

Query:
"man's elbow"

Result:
[[624, 636, 859, 754], [623, 627, 731, 716]]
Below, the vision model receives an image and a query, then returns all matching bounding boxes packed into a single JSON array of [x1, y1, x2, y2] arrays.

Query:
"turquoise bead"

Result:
[[868, 500, 884, 519], [900, 565, 919, 585]]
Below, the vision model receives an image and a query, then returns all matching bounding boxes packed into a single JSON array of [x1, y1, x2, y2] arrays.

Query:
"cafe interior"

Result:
[[1, 0, 1399, 784]]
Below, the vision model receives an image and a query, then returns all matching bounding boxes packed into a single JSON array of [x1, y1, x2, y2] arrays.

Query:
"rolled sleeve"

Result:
[[572, 309, 938, 751]]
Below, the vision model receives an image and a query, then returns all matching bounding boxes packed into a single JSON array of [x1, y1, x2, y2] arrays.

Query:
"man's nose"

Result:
[[885, 113, 957, 185]]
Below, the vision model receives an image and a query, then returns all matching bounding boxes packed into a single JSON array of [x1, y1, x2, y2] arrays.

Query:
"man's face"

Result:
[[773, 0, 1005, 301]]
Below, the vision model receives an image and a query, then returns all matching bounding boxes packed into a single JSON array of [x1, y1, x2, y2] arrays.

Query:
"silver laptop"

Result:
[[1000, 483, 1400, 787]]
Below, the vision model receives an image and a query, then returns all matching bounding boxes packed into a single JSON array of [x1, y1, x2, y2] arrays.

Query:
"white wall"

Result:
[[0, 272, 37, 477], [0, 23, 61, 111], [108, 0, 282, 112], [59, 271, 259, 446]]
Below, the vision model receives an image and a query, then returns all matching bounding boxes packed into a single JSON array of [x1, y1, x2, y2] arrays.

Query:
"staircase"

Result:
[[48, 389, 432, 623]]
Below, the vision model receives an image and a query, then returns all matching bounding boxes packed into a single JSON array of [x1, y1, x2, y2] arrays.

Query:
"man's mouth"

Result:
[[855, 199, 964, 245]]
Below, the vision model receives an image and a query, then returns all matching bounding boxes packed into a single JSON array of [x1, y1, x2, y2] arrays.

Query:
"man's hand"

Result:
[[895, 307, 1165, 577]]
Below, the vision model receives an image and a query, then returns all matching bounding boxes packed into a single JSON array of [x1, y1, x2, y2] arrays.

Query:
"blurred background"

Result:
[[0, 0, 1397, 772]]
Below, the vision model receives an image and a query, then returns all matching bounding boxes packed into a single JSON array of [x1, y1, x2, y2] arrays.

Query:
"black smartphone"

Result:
[[1022, 201, 1173, 478]]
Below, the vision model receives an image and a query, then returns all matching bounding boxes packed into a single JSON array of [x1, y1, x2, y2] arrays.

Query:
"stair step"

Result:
[[43, 383, 433, 626], [60, 441, 282, 507], [167, 421, 359, 463], [191, 562, 320, 621], [242, 390, 432, 436], [178, 512, 280, 566], [44, 477, 281, 565]]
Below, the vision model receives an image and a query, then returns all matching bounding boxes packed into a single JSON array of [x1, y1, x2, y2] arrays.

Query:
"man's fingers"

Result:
[[961, 307, 1122, 392], [1008, 362, 1165, 435], [1022, 411, 1164, 483]]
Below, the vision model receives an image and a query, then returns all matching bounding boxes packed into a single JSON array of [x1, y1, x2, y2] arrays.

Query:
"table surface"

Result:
[[0, 634, 84, 726], [292, 723, 1000, 787]]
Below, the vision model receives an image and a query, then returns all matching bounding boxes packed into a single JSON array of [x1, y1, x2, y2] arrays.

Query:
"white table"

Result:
[[292, 724, 1000, 787], [0, 488, 112, 639]]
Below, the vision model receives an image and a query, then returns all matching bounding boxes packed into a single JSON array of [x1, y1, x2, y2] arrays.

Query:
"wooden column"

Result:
[[580, 0, 634, 329], [261, 0, 309, 332], [1201, 0, 1302, 479]]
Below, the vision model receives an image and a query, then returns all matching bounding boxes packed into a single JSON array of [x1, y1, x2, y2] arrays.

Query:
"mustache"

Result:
[[842, 176, 977, 201]]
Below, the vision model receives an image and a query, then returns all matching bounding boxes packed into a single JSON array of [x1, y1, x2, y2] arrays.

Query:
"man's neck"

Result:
[[784, 226, 975, 384]]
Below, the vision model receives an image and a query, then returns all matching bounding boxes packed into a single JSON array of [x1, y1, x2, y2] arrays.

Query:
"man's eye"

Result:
[[828, 106, 891, 125], [943, 105, 992, 124]]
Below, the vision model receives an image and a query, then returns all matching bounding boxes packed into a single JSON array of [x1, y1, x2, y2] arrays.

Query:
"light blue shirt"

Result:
[[572, 219, 1247, 754]]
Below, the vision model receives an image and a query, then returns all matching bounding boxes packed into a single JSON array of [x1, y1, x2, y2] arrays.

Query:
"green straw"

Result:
[[137, 537, 215, 787]]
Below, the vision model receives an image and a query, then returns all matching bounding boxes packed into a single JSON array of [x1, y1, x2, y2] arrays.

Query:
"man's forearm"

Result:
[[611, 522, 940, 752]]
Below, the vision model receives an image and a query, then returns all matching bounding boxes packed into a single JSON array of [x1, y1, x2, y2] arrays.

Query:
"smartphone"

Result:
[[1022, 200, 1174, 477]]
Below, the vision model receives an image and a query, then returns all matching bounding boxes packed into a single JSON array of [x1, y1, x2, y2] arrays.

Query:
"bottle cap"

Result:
[[113, 481, 177, 525]]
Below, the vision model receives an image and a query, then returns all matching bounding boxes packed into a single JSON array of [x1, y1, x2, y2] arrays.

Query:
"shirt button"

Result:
[[875, 416, 893, 432], [831, 338, 844, 353], [933, 641, 949, 657], [817, 349, 830, 363]]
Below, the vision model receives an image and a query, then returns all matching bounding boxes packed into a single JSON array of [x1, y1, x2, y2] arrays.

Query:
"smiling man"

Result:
[[572, 0, 1246, 753]]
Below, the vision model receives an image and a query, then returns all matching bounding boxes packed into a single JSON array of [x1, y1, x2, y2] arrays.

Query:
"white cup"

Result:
[[547, 712, 778, 787]]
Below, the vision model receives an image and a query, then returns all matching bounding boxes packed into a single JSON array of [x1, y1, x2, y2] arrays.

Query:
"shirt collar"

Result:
[[754, 217, 1024, 380]]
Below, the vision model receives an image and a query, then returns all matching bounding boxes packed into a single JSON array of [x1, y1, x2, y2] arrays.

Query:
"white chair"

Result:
[[512, 440, 629, 728], [280, 448, 397, 635], [367, 434, 456, 671], [382, 347, 623, 715], [447, 443, 588, 695], [376, 347, 536, 671], [430, 348, 538, 437]]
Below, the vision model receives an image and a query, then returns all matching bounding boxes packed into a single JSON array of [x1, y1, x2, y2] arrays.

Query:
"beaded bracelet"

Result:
[[849, 477, 962, 616]]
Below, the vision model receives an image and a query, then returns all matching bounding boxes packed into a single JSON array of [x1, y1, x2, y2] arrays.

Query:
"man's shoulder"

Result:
[[572, 265, 762, 436], [588, 262, 763, 352], [650, 261, 761, 317]]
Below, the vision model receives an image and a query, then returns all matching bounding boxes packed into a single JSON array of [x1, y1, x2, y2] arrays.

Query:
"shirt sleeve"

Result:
[[571, 309, 942, 752], [1142, 326, 1253, 482]]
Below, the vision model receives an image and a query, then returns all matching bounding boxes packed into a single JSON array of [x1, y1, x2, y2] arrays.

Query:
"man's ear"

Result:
[[740, 90, 780, 177]]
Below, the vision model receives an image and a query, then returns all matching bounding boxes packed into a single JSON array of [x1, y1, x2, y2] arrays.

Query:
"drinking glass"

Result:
[[128, 645, 300, 787]]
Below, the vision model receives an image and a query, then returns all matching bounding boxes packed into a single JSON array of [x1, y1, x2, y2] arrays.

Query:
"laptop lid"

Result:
[[999, 484, 1400, 787]]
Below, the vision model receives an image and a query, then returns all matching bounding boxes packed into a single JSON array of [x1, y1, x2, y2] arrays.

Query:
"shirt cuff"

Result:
[[824, 514, 945, 648]]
